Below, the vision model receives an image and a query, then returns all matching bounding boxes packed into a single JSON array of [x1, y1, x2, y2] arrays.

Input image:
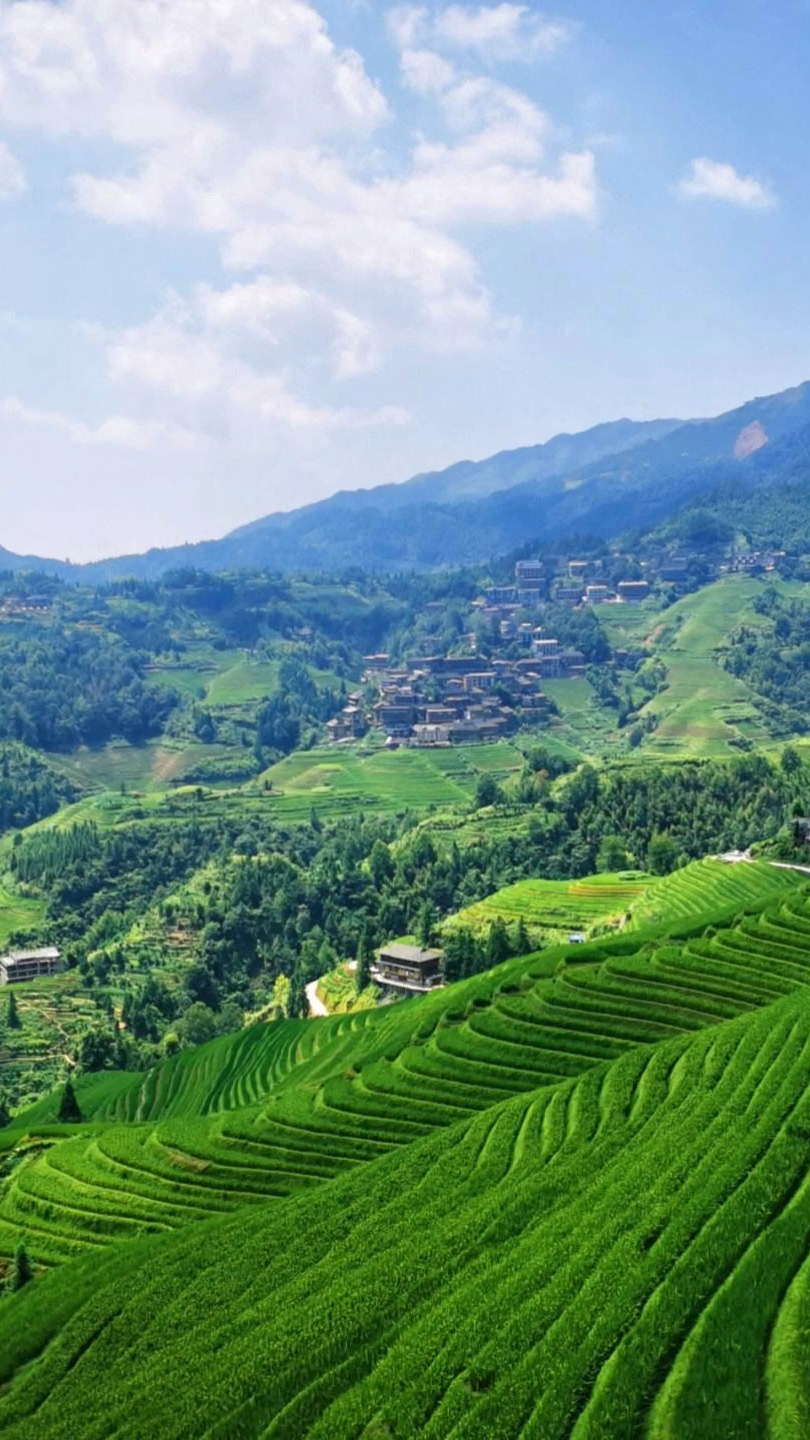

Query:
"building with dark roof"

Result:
[[372, 944, 444, 995]]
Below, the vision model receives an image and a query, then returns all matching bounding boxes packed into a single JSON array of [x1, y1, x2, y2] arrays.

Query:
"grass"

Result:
[[207, 658, 344, 706], [542, 677, 621, 754], [316, 963, 378, 1014], [46, 741, 240, 793]]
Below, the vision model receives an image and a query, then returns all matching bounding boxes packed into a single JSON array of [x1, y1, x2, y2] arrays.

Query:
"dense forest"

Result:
[[0, 745, 78, 831]]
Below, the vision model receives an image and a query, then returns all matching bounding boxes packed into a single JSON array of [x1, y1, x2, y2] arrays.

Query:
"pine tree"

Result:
[[57, 1077, 82, 1124], [6, 990, 20, 1030], [9, 1241, 32, 1293], [487, 918, 510, 966], [356, 924, 375, 993], [515, 918, 531, 956], [418, 901, 435, 949]]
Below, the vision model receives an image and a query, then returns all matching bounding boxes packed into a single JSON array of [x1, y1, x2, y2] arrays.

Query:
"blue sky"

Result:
[[0, 0, 806, 560]]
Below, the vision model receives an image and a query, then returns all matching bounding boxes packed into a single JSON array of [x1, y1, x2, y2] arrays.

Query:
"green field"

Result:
[[542, 676, 622, 754], [261, 741, 525, 820], [592, 576, 807, 759], [4, 871, 810, 1432], [447, 871, 650, 942], [0, 883, 44, 947], [46, 740, 242, 793]]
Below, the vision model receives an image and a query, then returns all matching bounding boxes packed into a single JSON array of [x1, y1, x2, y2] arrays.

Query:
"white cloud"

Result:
[[104, 295, 400, 428], [679, 158, 776, 210], [0, 0, 594, 478], [390, 3, 571, 61], [0, 0, 388, 144], [0, 140, 26, 199], [400, 48, 457, 94], [0, 395, 196, 450]]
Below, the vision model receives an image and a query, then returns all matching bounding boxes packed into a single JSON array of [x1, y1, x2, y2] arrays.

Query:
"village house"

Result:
[[585, 584, 610, 604], [515, 559, 545, 582], [553, 582, 585, 605], [658, 556, 690, 582], [0, 947, 62, 985], [617, 580, 650, 604], [484, 585, 518, 606], [372, 943, 444, 995], [326, 704, 367, 744]]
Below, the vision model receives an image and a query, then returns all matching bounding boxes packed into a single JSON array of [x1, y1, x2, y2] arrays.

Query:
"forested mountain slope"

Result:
[[4, 381, 810, 578]]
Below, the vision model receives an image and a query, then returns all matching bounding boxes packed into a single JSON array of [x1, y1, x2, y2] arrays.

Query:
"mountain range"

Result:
[[6, 381, 810, 580]]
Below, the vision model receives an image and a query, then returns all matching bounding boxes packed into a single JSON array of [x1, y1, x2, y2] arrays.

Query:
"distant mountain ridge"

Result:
[[5, 381, 810, 580]]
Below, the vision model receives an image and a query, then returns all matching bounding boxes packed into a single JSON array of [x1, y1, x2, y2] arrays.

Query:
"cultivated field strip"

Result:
[[5, 995, 810, 1437], [7, 881, 810, 1264]]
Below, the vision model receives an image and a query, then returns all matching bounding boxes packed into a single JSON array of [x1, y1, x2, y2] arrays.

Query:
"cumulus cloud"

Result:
[[390, 4, 570, 61], [0, 141, 26, 199], [0, 0, 594, 467], [679, 158, 776, 210]]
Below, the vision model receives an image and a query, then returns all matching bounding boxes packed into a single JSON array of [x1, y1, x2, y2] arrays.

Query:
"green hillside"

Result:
[[446, 871, 649, 943], [591, 574, 804, 758], [3, 869, 810, 1433]]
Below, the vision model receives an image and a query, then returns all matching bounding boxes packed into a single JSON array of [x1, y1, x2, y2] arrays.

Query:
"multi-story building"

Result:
[[0, 947, 62, 985], [617, 580, 650, 604]]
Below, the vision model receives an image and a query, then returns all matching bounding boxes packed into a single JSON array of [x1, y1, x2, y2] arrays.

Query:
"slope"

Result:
[[4, 927, 810, 1435], [0, 860, 806, 1269]]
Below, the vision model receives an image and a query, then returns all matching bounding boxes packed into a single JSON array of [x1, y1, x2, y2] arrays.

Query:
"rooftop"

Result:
[[2, 947, 61, 963], [378, 944, 443, 965]]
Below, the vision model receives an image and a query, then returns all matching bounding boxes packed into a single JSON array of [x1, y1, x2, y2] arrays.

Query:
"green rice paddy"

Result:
[[4, 869, 810, 1433]]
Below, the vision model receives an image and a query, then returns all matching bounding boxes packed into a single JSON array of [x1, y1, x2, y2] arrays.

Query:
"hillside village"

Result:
[[328, 548, 739, 747]]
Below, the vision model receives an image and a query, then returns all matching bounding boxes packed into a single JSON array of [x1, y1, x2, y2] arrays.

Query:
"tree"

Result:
[[180, 1002, 217, 1047], [514, 918, 531, 956], [782, 745, 802, 775], [356, 924, 375, 992], [475, 774, 503, 810], [487, 917, 510, 966], [647, 830, 679, 876], [6, 990, 20, 1030], [57, 1077, 82, 1124], [9, 1241, 32, 1293], [598, 835, 629, 872], [417, 900, 436, 949], [0, 1089, 11, 1129], [368, 839, 393, 888]]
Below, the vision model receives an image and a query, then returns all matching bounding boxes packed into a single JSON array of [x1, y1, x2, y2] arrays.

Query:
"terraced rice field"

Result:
[[448, 871, 650, 942], [261, 742, 525, 820], [4, 871, 810, 1434], [628, 857, 802, 929]]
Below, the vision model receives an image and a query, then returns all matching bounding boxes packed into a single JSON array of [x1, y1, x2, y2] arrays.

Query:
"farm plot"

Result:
[[447, 872, 650, 943], [262, 743, 525, 820], [629, 857, 805, 930], [4, 982, 810, 1436], [8, 875, 810, 1268]]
